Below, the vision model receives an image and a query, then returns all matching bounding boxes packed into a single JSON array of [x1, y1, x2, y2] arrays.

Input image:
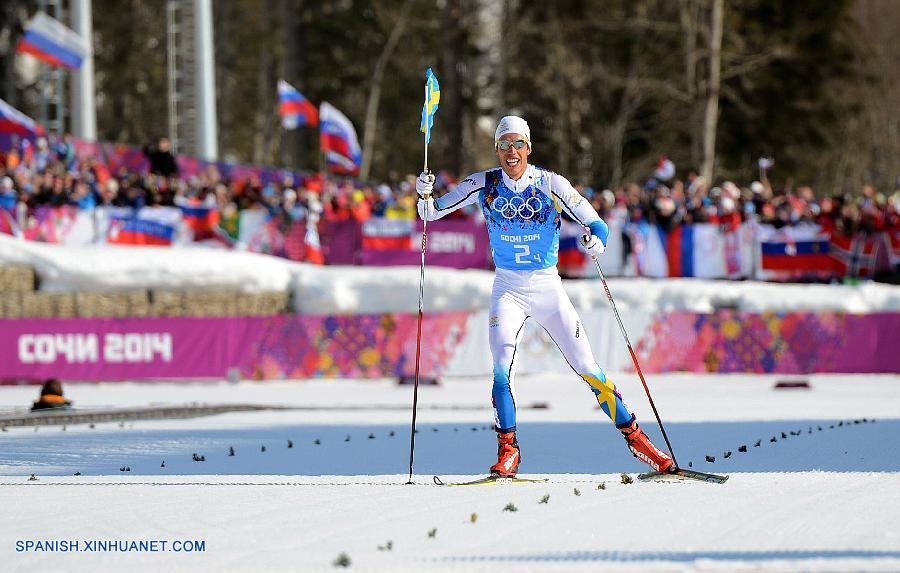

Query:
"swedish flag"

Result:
[[420, 68, 440, 144]]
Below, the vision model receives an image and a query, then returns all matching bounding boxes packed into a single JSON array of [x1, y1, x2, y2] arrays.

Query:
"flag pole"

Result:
[[407, 69, 438, 485], [408, 127, 430, 486], [406, 182, 429, 485]]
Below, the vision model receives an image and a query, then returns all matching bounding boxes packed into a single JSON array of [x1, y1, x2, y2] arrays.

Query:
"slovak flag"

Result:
[[319, 102, 362, 176], [278, 80, 318, 129], [16, 12, 90, 70], [762, 235, 833, 273], [0, 98, 44, 137]]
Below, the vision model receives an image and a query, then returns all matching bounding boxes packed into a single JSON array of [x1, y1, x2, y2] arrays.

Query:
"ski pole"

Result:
[[589, 254, 679, 468], [406, 185, 430, 484]]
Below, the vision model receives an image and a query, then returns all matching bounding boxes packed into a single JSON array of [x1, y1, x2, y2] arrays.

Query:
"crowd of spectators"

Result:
[[1, 134, 898, 240], [581, 167, 899, 238]]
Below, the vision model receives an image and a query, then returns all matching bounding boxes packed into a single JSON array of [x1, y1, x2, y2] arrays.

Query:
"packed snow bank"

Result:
[[3, 234, 899, 314], [562, 277, 900, 314], [0, 233, 291, 293]]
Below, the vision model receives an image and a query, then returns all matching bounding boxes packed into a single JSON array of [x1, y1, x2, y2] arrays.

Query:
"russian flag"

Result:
[[108, 213, 176, 246], [319, 102, 362, 176], [179, 204, 220, 241], [557, 235, 584, 268], [0, 98, 44, 137], [361, 218, 414, 250], [278, 80, 318, 129], [556, 220, 587, 273], [761, 236, 833, 272], [16, 12, 90, 70]]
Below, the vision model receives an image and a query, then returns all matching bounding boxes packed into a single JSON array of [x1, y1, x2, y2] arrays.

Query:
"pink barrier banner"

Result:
[[637, 311, 900, 374], [0, 317, 261, 381], [0, 313, 471, 381], [2, 311, 896, 381]]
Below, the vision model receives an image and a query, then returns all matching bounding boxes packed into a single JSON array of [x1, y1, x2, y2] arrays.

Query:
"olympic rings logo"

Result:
[[492, 195, 543, 220]]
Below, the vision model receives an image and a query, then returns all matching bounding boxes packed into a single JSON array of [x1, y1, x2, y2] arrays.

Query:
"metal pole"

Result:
[[193, 0, 217, 160], [166, 0, 179, 153], [70, 0, 96, 140]]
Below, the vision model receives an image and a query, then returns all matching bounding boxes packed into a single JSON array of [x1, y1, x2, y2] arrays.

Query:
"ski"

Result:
[[638, 467, 729, 484], [433, 475, 549, 487]]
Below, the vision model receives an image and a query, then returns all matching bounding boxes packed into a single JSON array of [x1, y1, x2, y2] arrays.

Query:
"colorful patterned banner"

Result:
[[247, 312, 469, 379], [636, 310, 900, 374]]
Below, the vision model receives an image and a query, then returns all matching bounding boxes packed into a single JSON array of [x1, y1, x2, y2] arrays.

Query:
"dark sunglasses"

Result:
[[496, 139, 528, 151]]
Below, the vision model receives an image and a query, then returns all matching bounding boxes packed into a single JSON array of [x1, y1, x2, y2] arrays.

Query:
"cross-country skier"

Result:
[[416, 115, 674, 478]]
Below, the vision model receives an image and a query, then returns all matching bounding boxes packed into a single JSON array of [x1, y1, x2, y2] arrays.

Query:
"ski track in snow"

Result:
[[2, 373, 899, 572]]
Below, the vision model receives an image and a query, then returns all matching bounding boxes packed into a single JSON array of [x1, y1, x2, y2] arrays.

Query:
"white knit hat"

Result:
[[495, 116, 531, 147]]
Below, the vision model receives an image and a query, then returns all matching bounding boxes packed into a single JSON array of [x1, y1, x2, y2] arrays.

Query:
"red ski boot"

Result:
[[621, 420, 674, 473], [489, 431, 520, 477]]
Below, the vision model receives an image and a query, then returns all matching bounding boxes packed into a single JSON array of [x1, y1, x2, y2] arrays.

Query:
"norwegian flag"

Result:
[[829, 233, 890, 278]]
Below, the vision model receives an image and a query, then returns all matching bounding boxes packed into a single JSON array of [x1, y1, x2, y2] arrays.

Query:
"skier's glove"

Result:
[[416, 171, 435, 198], [580, 220, 609, 257]]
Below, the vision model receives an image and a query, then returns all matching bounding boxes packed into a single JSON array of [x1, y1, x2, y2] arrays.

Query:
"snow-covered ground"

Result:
[[2, 372, 899, 572], [4, 235, 900, 571]]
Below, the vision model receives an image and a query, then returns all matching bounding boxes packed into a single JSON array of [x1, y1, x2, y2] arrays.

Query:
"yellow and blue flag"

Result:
[[420, 68, 440, 144]]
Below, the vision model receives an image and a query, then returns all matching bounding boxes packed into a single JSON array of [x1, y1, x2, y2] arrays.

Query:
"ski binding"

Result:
[[638, 467, 729, 484]]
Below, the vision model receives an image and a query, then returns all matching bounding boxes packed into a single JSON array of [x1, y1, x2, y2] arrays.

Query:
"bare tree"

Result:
[[700, 0, 722, 185], [438, 0, 464, 176], [360, 0, 415, 179], [817, 0, 900, 193]]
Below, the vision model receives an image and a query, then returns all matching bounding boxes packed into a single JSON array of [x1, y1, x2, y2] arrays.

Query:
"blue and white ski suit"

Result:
[[418, 165, 635, 432]]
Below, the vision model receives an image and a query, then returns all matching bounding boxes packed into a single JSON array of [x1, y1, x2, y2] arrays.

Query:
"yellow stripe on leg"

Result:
[[582, 373, 619, 425]]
